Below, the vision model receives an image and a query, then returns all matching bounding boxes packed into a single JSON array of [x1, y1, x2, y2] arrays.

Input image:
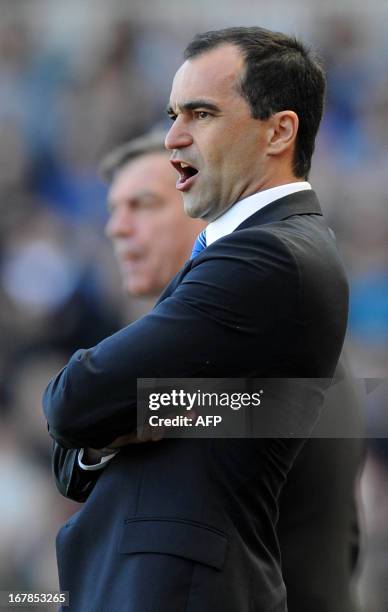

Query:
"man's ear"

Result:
[[267, 111, 299, 157]]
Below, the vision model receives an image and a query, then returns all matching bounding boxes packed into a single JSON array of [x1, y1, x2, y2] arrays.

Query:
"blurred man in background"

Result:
[[101, 131, 205, 298], [53, 129, 364, 612]]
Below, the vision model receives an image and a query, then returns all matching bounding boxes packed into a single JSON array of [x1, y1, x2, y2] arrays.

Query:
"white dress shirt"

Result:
[[78, 447, 118, 470], [206, 181, 311, 246], [78, 180, 311, 471]]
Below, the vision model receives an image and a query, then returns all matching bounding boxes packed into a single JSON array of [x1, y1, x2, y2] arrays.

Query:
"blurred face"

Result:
[[165, 43, 273, 221], [106, 152, 205, 296]]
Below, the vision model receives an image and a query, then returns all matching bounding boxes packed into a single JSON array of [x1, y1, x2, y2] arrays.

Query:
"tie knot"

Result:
[[190, 230, 207, 260]]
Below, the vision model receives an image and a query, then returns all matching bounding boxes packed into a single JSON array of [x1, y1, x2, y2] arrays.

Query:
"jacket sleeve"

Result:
[[52, 442, 101, 502], [43, 230, 298, 448]]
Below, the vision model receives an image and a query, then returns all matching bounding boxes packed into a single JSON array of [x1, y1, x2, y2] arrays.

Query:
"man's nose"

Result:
[[105, 207, 134, 239], [165, 117, 193, 150]]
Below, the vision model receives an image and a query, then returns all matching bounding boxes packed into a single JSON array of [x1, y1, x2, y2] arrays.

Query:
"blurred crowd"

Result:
[[0, 3, 387, 611]]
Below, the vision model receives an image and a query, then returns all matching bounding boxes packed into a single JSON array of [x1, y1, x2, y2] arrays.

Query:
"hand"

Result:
[[89, 408, 197, 457], [82, 427, 164, 464], [81, 427, 165, 465], [104, 425, 166, 449]]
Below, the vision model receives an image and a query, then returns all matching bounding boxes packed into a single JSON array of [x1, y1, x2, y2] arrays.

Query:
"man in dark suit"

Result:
[[53, 131, 363, 611], [44, 27, 357, 611]]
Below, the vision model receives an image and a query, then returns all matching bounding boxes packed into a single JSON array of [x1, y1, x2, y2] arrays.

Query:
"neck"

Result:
[[242, 168, 304, 200]]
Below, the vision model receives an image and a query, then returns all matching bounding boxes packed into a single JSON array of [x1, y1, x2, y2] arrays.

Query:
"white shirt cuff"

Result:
[[78, 448, 118, 471]]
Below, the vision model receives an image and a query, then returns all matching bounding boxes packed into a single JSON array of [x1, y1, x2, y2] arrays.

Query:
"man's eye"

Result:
[[168, 114, 177, 122], [197, 111, 209, 119]]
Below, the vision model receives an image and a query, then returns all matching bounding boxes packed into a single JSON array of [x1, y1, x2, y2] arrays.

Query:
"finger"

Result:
[[151, 425, 165, 442]]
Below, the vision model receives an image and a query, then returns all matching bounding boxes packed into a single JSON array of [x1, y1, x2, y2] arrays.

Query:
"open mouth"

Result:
[[171, 161, 199, 191]]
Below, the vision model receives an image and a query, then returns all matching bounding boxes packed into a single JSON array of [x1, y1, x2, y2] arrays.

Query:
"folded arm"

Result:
[[43, 231, 296, 449]]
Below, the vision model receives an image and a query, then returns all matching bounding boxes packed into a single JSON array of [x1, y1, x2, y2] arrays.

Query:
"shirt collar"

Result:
[[206, 182, 312, 246]]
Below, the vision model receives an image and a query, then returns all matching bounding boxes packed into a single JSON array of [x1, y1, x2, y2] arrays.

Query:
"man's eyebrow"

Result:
[[107, 190, 162, 210], [166, 99, 221, 115]]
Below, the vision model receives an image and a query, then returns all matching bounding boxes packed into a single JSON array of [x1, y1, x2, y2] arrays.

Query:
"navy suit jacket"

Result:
[[52, 360, 364, 612], [44, 190, 350, 612]]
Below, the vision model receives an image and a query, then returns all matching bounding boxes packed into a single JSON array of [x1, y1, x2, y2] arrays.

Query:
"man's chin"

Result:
[[183, 195, 210, 220], [123, 278, 147, 297], [124, 277, 161, 300]]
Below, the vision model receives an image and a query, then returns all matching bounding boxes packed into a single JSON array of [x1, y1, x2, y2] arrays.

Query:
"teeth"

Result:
[[180, 162, 190, 168]]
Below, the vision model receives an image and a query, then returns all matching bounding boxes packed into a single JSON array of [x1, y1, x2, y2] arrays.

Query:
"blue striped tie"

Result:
[[190, 230, 207, 259]]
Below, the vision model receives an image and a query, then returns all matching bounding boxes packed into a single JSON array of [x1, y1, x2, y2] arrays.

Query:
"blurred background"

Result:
[[0, 0, 387, 610]]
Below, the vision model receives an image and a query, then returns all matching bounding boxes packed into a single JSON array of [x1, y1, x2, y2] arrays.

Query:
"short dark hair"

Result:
[[184, 27, 326, 179], [100, 130, 167, 182]]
